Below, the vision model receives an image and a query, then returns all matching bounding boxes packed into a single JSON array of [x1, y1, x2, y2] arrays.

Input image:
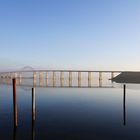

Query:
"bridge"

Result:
[[0, 69, 132, 88]]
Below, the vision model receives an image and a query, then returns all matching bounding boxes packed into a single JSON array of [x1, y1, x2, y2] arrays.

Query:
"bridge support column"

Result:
[[111, 72, 114, 79], [19, 73, 22, 85], [88, 72, 92, 87], [99, 72, 102, 87], [39, 72, 43, 86], [69, 72, 72, 87], [33, 72, 37, 86], [60, 72, 64, 87], [14, 73, 17, 79], [52, 72, 56, 87], [46, 72, 48, 87], [78, 72, 81, 87]]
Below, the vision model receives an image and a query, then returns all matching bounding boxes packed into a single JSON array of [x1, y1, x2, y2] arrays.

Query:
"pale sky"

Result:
[[0, 0, 140, 71]]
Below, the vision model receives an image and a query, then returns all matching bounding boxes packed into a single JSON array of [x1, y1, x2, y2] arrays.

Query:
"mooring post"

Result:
[[78, 72, 81, 87], [32, 88, 36, 122], [60, 71, 64, 87], [123, 84, 126, 125], [13, 78, 18, 128]]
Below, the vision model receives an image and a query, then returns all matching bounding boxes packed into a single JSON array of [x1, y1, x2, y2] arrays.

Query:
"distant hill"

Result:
[[112, 72, 140, 83]]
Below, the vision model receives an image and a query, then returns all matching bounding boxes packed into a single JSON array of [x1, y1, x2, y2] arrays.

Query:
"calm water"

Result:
[[0, 81, 140, 140]]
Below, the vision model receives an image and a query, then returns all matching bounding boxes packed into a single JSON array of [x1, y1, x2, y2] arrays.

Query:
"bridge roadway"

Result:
[[0, 70, 139, 73]]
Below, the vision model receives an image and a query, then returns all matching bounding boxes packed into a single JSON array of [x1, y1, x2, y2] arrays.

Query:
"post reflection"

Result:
[[13, 127, 17, 140], [32, 87, 36, 140], [32, 120, 35, 140], [123, 84, 126, 126]]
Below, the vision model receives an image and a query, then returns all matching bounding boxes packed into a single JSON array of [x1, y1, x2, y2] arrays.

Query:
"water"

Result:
[[0, 80, 140, 139]]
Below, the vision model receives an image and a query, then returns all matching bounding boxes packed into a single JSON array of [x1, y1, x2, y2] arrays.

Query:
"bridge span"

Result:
[[0, 69, 128, 88]]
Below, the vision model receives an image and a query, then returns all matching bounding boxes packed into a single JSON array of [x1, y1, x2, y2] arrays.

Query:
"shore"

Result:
[[112, 72, 140, 83]]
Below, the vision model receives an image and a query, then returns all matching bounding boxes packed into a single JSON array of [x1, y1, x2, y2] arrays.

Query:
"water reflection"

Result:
[[32, 120, 35, 140], [1, 80, 140, 140], [13, 128, 17, 140], [32, 87, 36, 140], [12, 120, 35, 140], [123, 85, 126, 126]]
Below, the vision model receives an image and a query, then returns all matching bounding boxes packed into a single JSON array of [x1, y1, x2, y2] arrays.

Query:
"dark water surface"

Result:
[[0, 83, 140, 140]]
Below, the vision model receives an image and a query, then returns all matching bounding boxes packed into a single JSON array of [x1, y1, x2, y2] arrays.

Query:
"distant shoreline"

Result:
[[112, 72, 140, 83]]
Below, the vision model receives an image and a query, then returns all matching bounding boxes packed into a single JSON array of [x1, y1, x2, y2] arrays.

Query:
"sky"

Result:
[[0, 0, 140, 71]]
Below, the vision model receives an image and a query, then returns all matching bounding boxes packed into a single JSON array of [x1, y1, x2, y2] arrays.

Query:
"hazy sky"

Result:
[[0, 0, 140, 71]]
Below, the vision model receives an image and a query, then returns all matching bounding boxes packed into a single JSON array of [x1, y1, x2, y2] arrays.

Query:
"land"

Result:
[[112, 72, 140, 83]]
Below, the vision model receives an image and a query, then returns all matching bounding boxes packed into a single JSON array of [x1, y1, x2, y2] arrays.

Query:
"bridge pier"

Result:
[[99, 72, 102, 87], [14, 73, 17, 79], [78, 72, 81, 87], [60, 72, 64, 87], [111, 72, 114, 80], [52, 72, 56, 87], [69, 72, 72, 87], [46, 72, 48, 87], [88, 72, 92, 87], [19, 73, 22, 85], [33, 72, 37, 86], [39, 72, 44, 86]]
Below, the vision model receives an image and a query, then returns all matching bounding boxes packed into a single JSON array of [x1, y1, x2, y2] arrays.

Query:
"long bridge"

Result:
[[0, 69, 132, 88]]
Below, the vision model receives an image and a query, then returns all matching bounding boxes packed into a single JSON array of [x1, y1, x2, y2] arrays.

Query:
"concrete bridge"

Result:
[[0, 70, 131, 88]]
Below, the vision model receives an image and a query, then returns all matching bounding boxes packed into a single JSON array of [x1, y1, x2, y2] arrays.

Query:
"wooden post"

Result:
[[32, 88, 36, 122], [78, 72, 81, 87], [13, 79, 18, 128], [69, 72, 72, 87], [60, 72, 64, 87], [123, 84, 126, 126], [88, 72, 92, 87]]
